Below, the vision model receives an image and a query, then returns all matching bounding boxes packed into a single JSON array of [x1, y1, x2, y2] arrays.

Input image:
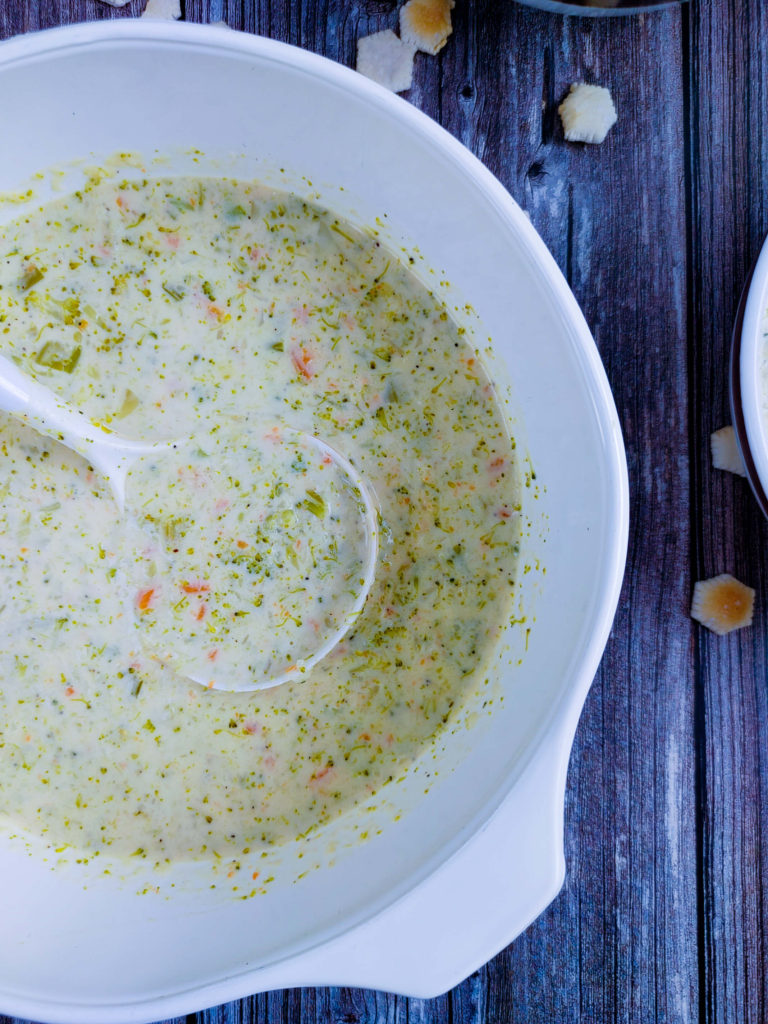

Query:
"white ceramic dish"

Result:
[[514, 0, 684, 15], [0, 21, 628, 1024], [732, 235, 768, 515]]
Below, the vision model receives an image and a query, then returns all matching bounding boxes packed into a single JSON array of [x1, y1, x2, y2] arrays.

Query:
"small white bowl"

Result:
[[732, 236, 768, 515], [0, 21, 628, 1022], [514, 0, 684, 14]]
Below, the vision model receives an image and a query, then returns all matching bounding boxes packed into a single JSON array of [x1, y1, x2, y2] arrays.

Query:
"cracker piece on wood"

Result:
[[558, 83, 617, 144], [399, 0, 454, 56], [141, 0, 181, 19], [710, 426, 747, 477], [357, 30, 416, 94], [691, 574, 755, 635]]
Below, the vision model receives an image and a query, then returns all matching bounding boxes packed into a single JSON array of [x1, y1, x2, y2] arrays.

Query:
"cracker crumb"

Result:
[[691, 574, 755, 636], [357, 30, 416, 94], [400, 0, 455, 55], [141, 0, 181, 18], [710, 425, 747, 477], [558, 83, 617, 144]]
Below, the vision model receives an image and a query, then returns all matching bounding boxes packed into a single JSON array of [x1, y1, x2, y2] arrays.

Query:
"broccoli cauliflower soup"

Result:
[[0, 175, 521, 862]]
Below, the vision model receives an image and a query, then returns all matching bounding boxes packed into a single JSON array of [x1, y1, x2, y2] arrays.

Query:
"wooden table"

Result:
[[1, 1, 765, 1021]]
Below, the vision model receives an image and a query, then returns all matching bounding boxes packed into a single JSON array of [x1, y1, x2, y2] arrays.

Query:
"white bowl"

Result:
[[514, 0, 684, 14], [0, 21, 628, 1023], [732, 235, 768, 515]]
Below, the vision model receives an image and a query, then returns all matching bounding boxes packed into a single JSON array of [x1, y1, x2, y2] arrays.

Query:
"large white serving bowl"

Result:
[[0, 21, 628, 1024]]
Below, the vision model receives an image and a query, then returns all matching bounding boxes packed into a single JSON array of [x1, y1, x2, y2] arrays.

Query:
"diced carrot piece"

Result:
[[181, 581, 210, 594], [290, 345, 315, 380]]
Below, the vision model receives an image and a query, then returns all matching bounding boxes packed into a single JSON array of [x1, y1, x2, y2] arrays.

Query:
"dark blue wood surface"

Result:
[[0, 1, 765, 1022]]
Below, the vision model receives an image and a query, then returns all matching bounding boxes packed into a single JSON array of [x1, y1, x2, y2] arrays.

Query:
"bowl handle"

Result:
[[255, 723, 570, 998]]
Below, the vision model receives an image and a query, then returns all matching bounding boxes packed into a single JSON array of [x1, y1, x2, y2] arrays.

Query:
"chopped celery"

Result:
[[301, 489, 326, 519], [169, 197, 194, 213], [41, 295, 81, 325], [34, 342, 81, 374], [82, 303, 111, 332], [114, 388, 140, 419], [20, 264, 43, 291], [162, 282, 185, 301]]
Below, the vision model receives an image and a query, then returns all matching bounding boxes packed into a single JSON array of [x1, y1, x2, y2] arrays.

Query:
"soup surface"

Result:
[[0, 176, 520, 862]]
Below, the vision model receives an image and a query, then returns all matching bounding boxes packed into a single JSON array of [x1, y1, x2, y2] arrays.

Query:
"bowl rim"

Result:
[[732, 234, 768, 515], [513, 0, 687, 15], [0, 18, 629, 1020]]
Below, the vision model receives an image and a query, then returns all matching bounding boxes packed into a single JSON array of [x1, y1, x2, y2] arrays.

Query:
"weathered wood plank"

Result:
[[434, 4, 697, 1023], [688, 1, 768, 1022]]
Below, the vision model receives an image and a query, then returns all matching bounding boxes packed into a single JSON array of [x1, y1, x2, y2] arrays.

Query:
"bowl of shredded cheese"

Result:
[[0, 20, 628, 1021]]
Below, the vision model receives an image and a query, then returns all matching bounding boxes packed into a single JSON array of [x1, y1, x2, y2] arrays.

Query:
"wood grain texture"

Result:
[[0, 1, 764, 1022], [688, 2, 768, 1023]]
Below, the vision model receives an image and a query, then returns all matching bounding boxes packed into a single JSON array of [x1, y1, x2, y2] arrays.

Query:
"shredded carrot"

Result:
[[207, 649, 219, 661], [252, 870, 260, 880], [290, 345, 314, 380], [236, 540, 249, 549], [181, 581, 210, 594], [64, 686, 75, 697], [196, 605, 206, 621], [137, 588, 155, 612]]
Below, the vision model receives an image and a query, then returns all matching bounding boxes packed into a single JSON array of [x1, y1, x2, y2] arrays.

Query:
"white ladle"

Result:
[[0, 353, 378, 691]]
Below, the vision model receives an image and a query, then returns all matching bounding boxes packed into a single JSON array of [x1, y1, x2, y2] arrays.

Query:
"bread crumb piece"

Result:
[[141, 0, 181, 18], [400, 0, 454, 55], [710, 425, 747, 477], [357, 30, 416, 94], [558, 83, 617, 144], [691, 574, 755, 635]]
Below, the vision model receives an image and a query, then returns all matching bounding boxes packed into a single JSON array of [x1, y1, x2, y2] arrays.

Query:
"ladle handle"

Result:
[[0, 352, 117, 463]]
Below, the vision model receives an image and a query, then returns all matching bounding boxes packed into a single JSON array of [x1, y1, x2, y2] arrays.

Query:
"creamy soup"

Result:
[[0, 176, 520, 862]]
